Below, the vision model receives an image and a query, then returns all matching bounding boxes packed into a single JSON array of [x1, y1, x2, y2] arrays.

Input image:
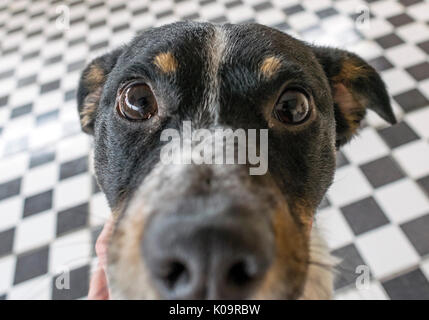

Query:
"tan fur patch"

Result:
[[332, 58, 368, 84], [260, 56, 282, 79], [85, 64, 105, 90], [293, 200, 314, 237], [333, 83, 365, 139], [253, 203, 308, 299], [153, 52, 178, 74], [80, 87, 102, 131], [108, 204, 159, 299]]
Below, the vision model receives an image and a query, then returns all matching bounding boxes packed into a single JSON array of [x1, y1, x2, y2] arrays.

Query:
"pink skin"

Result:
[[88, 217, 114, 300]]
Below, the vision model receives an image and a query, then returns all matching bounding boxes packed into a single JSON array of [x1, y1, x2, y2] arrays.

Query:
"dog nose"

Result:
[[142, 213, 273, 299]]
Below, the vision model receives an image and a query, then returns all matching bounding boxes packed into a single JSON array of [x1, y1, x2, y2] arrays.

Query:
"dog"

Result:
[[77, 22, 396, 299]]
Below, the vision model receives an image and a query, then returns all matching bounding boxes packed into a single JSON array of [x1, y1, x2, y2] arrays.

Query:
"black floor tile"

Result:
[[341, 197, 390, 235], [369, 56, 394, 71], [399, 0, 423, 6], [417, 39, 429, 55], [11, 103, 33, 119], [52, 265, 89, 300], [59, 156, 88, 180], [0, 69, 14, 80], [253, 1, 273, 11], [405, 61, 429, 81], [394, 89, 429, 113], [14, 246, 50, 285], [67, 59, 86, 73], [56, 203, 89, 236], [360, 156, 405, 188], [375, 33, 404, 49], [316, 7, 338, 19], [283, 4, 304, 16], [0, 95, 8, 108], [332, 243, 371, 290], [23, 189, 53, 218], [387, 13, 414, 27], [417, 174, 429, 198], [378, 122, 420, 149], [401, 213, 429, 256], [29, 149, 56, 168], [0, 228, 15, 257], [383, 269, 429, 300], [225, 0, 243, 9], [44, 54, 63, 65], [0, 178, 21, 201], [17, 74, 37, 88], [40, 79, 61, 94]]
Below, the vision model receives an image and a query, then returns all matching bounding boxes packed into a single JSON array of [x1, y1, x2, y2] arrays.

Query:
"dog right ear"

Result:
[[77, 48, 122, 134]]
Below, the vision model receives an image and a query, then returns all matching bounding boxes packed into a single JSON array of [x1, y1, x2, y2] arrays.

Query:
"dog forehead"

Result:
[[126, 22, 309, 69]]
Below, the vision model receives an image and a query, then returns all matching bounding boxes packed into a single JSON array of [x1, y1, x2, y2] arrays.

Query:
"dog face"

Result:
[[77, 22, 396, 299]]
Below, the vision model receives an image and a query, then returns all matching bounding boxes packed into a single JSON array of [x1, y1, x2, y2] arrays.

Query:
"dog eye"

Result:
[[117, 82, 158, 121], [273, 89, 310, 125]]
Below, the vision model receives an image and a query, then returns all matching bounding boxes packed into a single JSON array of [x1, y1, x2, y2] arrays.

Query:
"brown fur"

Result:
[[332, 58, 368, 84], [330, 58, 371, 139], [84, 64, 105, 90], [333, 83, 365, 139], [108, 204, 159, 299], [153, 52, 178, 74], [253, 203, 308, 299], [260, 56, 282, 79], [80, 87, 102, 130]]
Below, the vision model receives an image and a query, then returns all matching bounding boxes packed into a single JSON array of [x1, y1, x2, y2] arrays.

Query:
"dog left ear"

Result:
[[77, 48, 123, 134], [312, 46, 397, 147]]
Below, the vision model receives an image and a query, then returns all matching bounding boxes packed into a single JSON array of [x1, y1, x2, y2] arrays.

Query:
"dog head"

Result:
[[77, 22, 396, 299]]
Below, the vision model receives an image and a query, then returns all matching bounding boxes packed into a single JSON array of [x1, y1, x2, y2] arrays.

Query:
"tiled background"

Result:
[[0, 0, 429, 300]]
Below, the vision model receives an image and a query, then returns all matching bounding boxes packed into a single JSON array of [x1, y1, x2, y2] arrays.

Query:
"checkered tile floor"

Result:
[[0, 0, 428, 300]]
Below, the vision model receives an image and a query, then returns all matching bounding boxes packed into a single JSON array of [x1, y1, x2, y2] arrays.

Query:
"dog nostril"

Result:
[[161, 261, 190, 290], [227, 260, 257, 287]]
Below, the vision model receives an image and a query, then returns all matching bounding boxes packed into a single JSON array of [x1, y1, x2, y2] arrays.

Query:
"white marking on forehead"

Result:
[[203, 26, 228, 123]]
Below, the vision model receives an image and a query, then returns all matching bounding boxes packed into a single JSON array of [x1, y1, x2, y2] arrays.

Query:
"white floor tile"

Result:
[[0, 197, 22, 232], [22, 163, 58, 197], [356, 224, 420, 279], [14, 211, 55, 253], [375, 179, 429, 224], [406, 103, 429, 139], [56, 134, 91, 163], [89, 193, 111, 227], [49, 229, 91, 273], [0, 256, 15, 293], [54, 173, 91, 211], [342, 127, 390, 165], [328, 165, 373, 207], [0, 153, 28, 184], [381, 68, 416, 96], [7, 274, 51, 300], [385, 44, 427, 68], [393, 140, 429, 179]]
